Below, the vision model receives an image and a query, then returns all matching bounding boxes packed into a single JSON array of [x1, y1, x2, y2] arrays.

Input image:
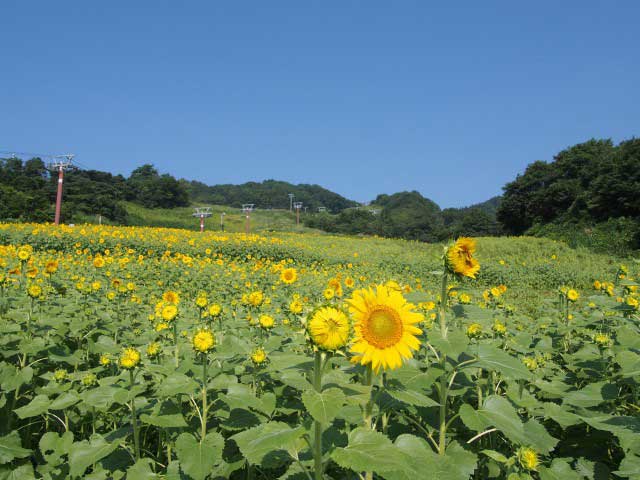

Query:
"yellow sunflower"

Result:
[[347, 285, 423, 372], [308, 307, 350, 351], [280, 268, 298, 284], [446, 237, 480, 279]]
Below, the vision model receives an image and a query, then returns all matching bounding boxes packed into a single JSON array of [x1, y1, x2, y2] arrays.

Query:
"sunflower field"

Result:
[[0, 223, 639, 480]]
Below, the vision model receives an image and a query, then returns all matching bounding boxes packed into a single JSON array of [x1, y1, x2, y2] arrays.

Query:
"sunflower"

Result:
[[308, 307, 350, 351], [162, 290, 180, 305], [518, 447, 539, 471], [347, 285, 423, 372], [193, 328, 215, 353], [251, 347, 267, 365], [446, 237, 480, 279], [161, 305, 178, 321], [119, 347, 141, 369], [566, 289, 579, 302], [259, 314, 275, 329], [280, 268, 298, 284]]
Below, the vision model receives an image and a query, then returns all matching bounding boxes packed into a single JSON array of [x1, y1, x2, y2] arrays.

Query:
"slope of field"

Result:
[[122, 201, 318, 233], [0, 222, 638, 479]]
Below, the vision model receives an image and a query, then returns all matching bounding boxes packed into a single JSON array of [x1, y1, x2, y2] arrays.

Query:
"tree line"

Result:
[[2, 136, 638, 252], [304, 192, 501, 242], [0, 161, 188, 223]]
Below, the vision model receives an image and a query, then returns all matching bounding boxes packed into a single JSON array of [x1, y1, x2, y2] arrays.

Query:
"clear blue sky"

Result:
[[1, 1, 638, 207]]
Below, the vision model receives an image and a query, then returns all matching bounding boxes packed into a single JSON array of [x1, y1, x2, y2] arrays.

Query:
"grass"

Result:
[[121, 202, 319, 234]]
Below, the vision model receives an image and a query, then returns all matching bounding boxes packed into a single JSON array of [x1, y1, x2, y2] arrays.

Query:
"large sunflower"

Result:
[[446, 237, 480, 279], [347, 285, 423, 372]]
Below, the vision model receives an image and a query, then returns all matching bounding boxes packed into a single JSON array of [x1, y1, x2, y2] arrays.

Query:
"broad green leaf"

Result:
[[156, 373, 198, 397], [39, 431, 74, 466], [14, 394, 50, 419], [140, 400, 188, 428], [538, 459, 583, 480], [475, 345, 530, 380], [301, 387, 345, 424], [460, 395, 557, 453], [175, 432, 224, 480], [614, 453, 640, 478], [0, 431, 31, 464], [69, 434, 119, 478], [0, 463, 35, 480], [50, 391, 81, 410], [331, 427, 408, 475], [563, 382, 617, 408], [231, 422, 305, 467], [126, 459, 159, 479], [385, 435, 477, 480]]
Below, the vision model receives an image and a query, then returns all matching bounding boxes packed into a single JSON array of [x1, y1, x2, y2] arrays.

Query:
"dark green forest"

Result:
[[1, 137, 639, 252], [183, 179, 358, 212]]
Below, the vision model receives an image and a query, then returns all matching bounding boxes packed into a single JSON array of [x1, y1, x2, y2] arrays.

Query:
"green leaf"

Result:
[[50, 391, 81, 410], [140, 400, 188, 428], [0, 463, 36, 480], [538, 459, 582, 480], [331, 428, 408, 475], [475, 345, 530, 380], [69, 434, 119, 478], [563, 382, 617, 408], [301, 387, 345, 424], [14, 394, 49, 419], [222, 383, 275, 416], [126, 459, 160, 479], [0, 431, 31, 464], [542, 402, 582, 428], [460, 396, 557, 453], [430, 329, 469, 359], [231, 422, 305, 467], [39, 431, 74, 466], [617, 351, 640, 379], [385, 435, 478, 480], [156, 373, 198, 397], [175, 432, 224, 480], [614, 453, 640, 478]]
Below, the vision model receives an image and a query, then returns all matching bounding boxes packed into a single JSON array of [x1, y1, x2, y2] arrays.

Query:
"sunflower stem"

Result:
[[129, 370, 140, 460], [438, 355, 448, 456], [201, 353, 208, 441], [313, 350, 324, 480], [439, 270, 448, 339]]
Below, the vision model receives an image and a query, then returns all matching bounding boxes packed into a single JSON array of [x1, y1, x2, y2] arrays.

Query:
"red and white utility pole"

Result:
[[242, 204, 254, 235], [294, 202, 303, 225], [192, 207, 212, 232], [50, 155, 74, 226]]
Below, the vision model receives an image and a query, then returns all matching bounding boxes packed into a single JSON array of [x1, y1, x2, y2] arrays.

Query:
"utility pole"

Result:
[[220, 212, 226, 232], [192, 207, 212, 232], [288, 193, 294, 212], [242, 204, 254, 235], [50, 155, 74, 226], [294, 201, 303, 226]]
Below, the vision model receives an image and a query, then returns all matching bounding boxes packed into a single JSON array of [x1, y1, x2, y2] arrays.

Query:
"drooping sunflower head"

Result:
[[280, 268, 298, 285], [307, 307, 350, 351], [446, 237, 480, 279], [347, 285, 423, 373]]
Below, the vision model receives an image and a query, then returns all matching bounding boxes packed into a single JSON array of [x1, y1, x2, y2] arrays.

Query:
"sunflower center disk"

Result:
[[363, 306, 403, 349]]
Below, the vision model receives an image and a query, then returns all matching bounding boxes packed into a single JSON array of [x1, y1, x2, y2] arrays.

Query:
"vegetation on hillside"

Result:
[[497, 138, 640, 252], [183, 179, 358, 212]]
